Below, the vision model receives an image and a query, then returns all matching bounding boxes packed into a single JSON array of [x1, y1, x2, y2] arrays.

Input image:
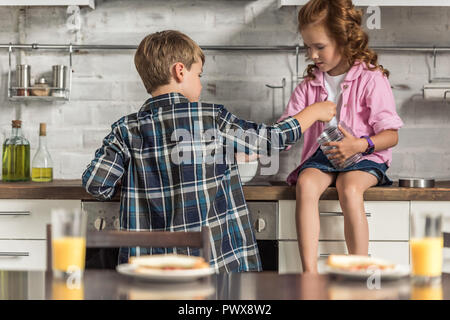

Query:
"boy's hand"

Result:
[[292, 101, 336, 133], [311, 101, 336, 122], [235, 152, 259, 162], [324, 125, 367, 164]]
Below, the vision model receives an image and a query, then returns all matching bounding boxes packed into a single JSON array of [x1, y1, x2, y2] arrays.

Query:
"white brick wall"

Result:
[[0, 1, 449, 181]]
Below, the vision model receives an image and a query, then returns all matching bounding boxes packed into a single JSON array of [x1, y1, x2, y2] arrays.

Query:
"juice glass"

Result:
[[51, 208, 87, 279], [411, 283, 443, 300], [410, 212, 443, 284]]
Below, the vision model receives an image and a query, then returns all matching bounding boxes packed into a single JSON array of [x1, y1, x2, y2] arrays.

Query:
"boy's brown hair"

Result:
[[134, 30, 205, 94]]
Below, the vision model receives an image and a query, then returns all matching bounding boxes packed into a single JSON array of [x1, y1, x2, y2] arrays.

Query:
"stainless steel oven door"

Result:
[[247, 201, 278, 271]]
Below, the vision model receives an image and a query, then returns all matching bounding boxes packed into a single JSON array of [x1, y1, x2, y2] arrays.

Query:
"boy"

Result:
[[82, 30, 335, 272]]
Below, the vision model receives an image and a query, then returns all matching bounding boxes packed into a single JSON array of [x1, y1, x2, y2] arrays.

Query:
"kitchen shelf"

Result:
[[278, 0, 450, 7], [2, 42, 450, 103], [8, 89, 70, 102], [7, 45, 73, 102], [0, 0, 95, 8]]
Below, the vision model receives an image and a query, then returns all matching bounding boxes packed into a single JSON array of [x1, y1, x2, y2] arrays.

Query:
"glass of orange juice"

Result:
[[410, 212, 443, 284], [51, 208, 87, 279]]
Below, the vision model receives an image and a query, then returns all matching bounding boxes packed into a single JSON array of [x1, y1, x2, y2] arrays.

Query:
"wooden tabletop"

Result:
[[243, 180, 450, 201], [1, 179, 450, 201], [1, 270, 449, 300]]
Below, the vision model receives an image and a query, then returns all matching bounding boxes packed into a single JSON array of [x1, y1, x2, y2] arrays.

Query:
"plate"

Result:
[[116, 263, 216, 283], [322, 262, 410, 280], [117, 282, 216, 300]]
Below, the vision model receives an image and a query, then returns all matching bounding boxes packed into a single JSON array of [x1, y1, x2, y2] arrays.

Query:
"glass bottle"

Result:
[[32, 123, 53, 182], [2, 120, 31, 182]]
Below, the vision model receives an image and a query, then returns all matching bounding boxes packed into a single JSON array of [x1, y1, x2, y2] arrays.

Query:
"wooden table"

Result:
[[1, 269, 449, 300]]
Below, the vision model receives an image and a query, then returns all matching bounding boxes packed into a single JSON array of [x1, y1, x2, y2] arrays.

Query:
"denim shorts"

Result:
[[298, 148, 393, 186]]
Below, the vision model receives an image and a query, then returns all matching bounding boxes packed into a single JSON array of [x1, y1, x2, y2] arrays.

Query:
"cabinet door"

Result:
[[279, 240, 409, 274], [0, 200, 81, 239], [278, 200, 409, 241], [0, 240, 46, 271]]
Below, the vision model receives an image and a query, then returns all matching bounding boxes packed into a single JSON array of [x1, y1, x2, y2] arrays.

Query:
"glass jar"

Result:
[[31, 77, 50, 96], [317, 125, 362, 169], [2, 120, 31, 182]]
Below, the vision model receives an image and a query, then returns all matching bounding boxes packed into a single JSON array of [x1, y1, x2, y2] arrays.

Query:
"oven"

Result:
[[81, 201, 279, 271], [246, 201, 278, 271]]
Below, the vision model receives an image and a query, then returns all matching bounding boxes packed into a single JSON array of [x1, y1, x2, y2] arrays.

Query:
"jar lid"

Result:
[[12, 120, 22, 128]]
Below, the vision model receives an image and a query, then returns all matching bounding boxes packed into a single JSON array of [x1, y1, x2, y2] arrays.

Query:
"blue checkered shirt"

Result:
[[82, 93, 302, 272]]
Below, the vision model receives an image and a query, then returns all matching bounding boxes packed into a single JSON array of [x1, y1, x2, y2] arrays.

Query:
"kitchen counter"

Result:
[[1, 269, 449, 300], [1, 179, 450, 201]]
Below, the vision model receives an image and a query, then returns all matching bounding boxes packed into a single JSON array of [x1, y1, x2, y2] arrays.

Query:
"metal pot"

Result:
[[399, 178, 435, 188]]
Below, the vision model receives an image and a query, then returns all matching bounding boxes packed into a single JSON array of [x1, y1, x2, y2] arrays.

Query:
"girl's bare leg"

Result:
[[296, 168, 336, 273], [335, 171, 378, 255]]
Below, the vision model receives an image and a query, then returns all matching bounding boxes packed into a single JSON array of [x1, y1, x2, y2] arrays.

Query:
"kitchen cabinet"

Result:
[[0, 0, 95, 8], [278, 0, 450, 7], [0, 200, 81, 271], [279, 200, 410, 241], [278, 200, 410, 274]]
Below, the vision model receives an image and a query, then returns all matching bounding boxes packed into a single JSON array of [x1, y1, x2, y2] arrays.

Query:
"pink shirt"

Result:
[[279, 61, 404, 185]]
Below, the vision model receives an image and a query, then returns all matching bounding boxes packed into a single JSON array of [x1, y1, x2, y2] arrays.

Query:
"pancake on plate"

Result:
[[327, 254, 396, 271]]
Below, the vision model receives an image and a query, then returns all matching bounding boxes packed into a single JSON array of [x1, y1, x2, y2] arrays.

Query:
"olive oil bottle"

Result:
[[31, 123, 53, 182], [2, 120, 30, 182]]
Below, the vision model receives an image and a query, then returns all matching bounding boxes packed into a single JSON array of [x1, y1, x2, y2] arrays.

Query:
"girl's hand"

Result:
[[324, 125, 368, 165]]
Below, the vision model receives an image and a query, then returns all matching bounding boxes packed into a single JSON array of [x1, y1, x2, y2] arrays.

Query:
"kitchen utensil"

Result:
[[16, 64, 31, 96], [31, 77, 50, 96], [52, 65, 67, 89], [320, 256, 410, 281], [399, 178, 435, 188], [423, 81, 450, 100], [237, 161, 259, 184], [116, 254, 215, 283], [424, 49, 450, 100], [266, 78, 286, 119], [52, 65, 67, 97]]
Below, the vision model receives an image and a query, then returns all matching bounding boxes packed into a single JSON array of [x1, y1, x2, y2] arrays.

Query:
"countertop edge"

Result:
[[1, 180, 450, 201]]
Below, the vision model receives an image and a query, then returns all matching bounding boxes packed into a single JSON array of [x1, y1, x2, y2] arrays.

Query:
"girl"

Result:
[[278, 0, 403, 274]]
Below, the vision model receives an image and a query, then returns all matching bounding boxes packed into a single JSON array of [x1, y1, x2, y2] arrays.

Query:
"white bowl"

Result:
[[237, 161, 259, 184]]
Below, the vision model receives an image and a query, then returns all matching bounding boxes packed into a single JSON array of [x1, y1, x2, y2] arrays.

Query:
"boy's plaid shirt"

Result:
[[82, 93, 301, 272]]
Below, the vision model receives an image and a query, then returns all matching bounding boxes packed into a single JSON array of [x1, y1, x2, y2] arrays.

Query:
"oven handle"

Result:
[[320, 212, 372, 218], [0, 252, 30, 257]]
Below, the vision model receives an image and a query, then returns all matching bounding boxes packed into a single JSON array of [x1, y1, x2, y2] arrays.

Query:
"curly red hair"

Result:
[[298, 0, 389, 80]]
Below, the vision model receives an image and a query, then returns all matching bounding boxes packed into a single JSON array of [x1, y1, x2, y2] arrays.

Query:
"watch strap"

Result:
[[360, 135, 375, 155]]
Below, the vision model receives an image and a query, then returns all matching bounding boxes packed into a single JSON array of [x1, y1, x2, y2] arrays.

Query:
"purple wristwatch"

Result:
[[361, 136, 375, 155]]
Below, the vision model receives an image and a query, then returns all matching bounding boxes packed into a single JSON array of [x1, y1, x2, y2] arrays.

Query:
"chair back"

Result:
[[46, 225, 211, 272]]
